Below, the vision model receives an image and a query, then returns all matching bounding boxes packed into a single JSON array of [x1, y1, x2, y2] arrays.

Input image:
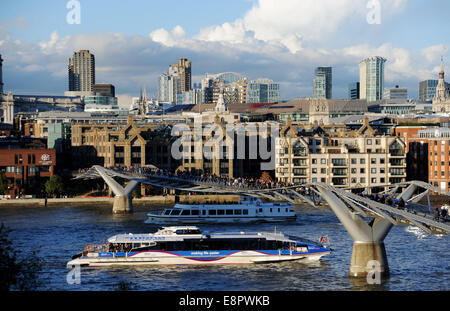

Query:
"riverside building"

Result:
[[275, 118, 406, 190]]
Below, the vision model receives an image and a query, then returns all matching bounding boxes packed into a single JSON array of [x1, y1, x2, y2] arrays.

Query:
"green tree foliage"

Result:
[[0, 223, 43, 291], [45, 175, 65, 198]]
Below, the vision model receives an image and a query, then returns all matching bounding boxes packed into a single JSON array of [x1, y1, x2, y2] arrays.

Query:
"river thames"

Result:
[[1, 203, 448, 291]]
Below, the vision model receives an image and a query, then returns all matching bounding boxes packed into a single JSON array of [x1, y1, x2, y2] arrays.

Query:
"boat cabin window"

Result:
[[209, 210, 216, 215], [217, 209, 225, 215], [243, 209, 248, 215], [259, 208, 263, 213], [278, 208, 280, 213], [164, 209, 171, 215], [226, 209, 233, 215], [234, 209, 242, 215], [191, 210, 199, 216], [270, 208, 273, 213], [175, 229, 202, 235], [181, 210, 190, 216], [202, 210, 206, 215], [171, 209, 182, 215]]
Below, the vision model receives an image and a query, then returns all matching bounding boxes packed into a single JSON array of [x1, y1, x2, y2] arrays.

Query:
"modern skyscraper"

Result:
[[348, 82, 360, 99], [0, 54, 3, 94], [170, 58, 191, 93], [247, 79, 281, 104], [313, 67, 332, 99], [68, 50, 95, 92], [359, 56, 386, 102]]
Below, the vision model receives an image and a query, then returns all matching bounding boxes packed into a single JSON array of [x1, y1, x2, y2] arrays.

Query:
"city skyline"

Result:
[[0, 0, 449, 107]]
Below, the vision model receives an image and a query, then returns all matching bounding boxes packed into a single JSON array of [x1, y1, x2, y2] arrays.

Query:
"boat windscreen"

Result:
[[286, 235, 323, 247]]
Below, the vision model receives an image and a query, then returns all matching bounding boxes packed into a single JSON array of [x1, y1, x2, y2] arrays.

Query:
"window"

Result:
[[181, 210, 190, 216], [360, 159, 365, 164], [234, 209, 242, 215], [225, 209, 233, 215], [243, 209, 248, 215], [371, 158, 377, 164], [217, 209, 225, 215], [209, 210, 216, 215], [191, 210, 199, 215]]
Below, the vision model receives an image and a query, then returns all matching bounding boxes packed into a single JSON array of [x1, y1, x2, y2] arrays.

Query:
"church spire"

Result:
[[440, 56, 445, 80]]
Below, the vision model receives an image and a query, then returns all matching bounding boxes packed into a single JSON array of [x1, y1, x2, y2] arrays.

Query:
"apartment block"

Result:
[[276, 118, 406, 190]]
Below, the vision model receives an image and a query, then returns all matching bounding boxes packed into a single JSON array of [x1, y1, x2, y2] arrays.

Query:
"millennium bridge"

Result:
[[74, 165, 450, 279]]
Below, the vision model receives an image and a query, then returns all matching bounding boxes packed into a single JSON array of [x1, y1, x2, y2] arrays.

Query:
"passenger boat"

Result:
[[145, 197, 297, 224], [67, 226, 331, 267]]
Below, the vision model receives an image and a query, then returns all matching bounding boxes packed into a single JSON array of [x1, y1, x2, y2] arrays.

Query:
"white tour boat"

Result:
[[67, 226, 331, 267], [145, 197, 297, 224]]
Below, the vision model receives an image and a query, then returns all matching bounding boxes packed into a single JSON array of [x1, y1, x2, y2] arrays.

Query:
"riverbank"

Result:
[[0, 194, 242, 207]]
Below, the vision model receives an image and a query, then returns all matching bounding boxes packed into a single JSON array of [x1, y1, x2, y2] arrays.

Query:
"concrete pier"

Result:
[[112, 195, 133, 214], [350, 242, 389, 278]]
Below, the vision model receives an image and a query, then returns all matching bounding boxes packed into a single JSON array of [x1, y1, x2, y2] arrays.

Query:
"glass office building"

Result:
[[313, 67, 332, 99], [359, 56, 386, 102]]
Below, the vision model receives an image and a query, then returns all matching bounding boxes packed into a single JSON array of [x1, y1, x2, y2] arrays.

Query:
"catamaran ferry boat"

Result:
[[145, 197, 297, 224], [67, 226, 331, 267]]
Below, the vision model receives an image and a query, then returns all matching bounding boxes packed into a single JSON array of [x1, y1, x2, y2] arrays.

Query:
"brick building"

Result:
[[0, 138, 55, 198]]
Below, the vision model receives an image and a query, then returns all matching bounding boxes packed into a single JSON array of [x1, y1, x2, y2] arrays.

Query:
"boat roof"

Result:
[[107, 226, 295, 243]]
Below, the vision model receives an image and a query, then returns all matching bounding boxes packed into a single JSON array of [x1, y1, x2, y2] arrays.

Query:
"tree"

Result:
[[0, 223, 43, 291], [0, 171, 8, 195], [45, 175, 65, 198], [259, 171, 273, 183]]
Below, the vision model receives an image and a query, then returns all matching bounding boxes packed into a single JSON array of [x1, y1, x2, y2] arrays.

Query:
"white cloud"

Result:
[[150, 25, 186, 47]]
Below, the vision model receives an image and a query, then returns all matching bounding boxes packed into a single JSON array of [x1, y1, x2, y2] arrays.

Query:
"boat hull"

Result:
[[67, 249, 330, 267]]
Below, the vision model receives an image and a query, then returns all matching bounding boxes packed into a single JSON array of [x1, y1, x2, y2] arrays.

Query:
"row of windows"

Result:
[[126, 238, 295, 252]]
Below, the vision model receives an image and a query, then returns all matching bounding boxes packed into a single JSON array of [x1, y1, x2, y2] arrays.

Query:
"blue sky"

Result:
[[1, 0, 449, 105]]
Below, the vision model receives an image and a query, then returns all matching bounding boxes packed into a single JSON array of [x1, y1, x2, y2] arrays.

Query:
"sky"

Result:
[[0, 0, 449, 107]]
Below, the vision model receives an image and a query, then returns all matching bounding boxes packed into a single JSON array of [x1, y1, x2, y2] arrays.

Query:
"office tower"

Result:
[[313, 67, 332, 99], [170, 58, 191, 93], [348, 82, 360, 99], [247, 79, 281, 104], [383, 85, 408, 100], [68, 50, 95, 92], [359, 56, 386, 102], [0, 54, 3, 94], [158, 73, 180, 105], [419, 80, 450, 102]]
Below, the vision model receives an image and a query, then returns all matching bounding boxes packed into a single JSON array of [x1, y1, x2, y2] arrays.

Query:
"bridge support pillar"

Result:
[[316, 184, 393, 279], [92, 166, 139, 214], [350, 242, 389, 278], [113, 195, 133, 214]]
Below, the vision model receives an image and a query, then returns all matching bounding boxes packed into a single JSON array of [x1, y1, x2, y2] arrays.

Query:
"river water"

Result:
[[0, 204, 448, 291]]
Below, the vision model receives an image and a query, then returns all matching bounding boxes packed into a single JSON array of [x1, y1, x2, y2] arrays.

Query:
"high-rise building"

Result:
[[247, 79, 281, 104], [0, 54, 3, 94], [170, 58, 191, 93], [313, 67, 332, 99], [419, 79, 450, 102], [383, 85, 408, 100], [68, 50, 95, 92], [348, 82, 360, 99], [359, 56, 386, 102]]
